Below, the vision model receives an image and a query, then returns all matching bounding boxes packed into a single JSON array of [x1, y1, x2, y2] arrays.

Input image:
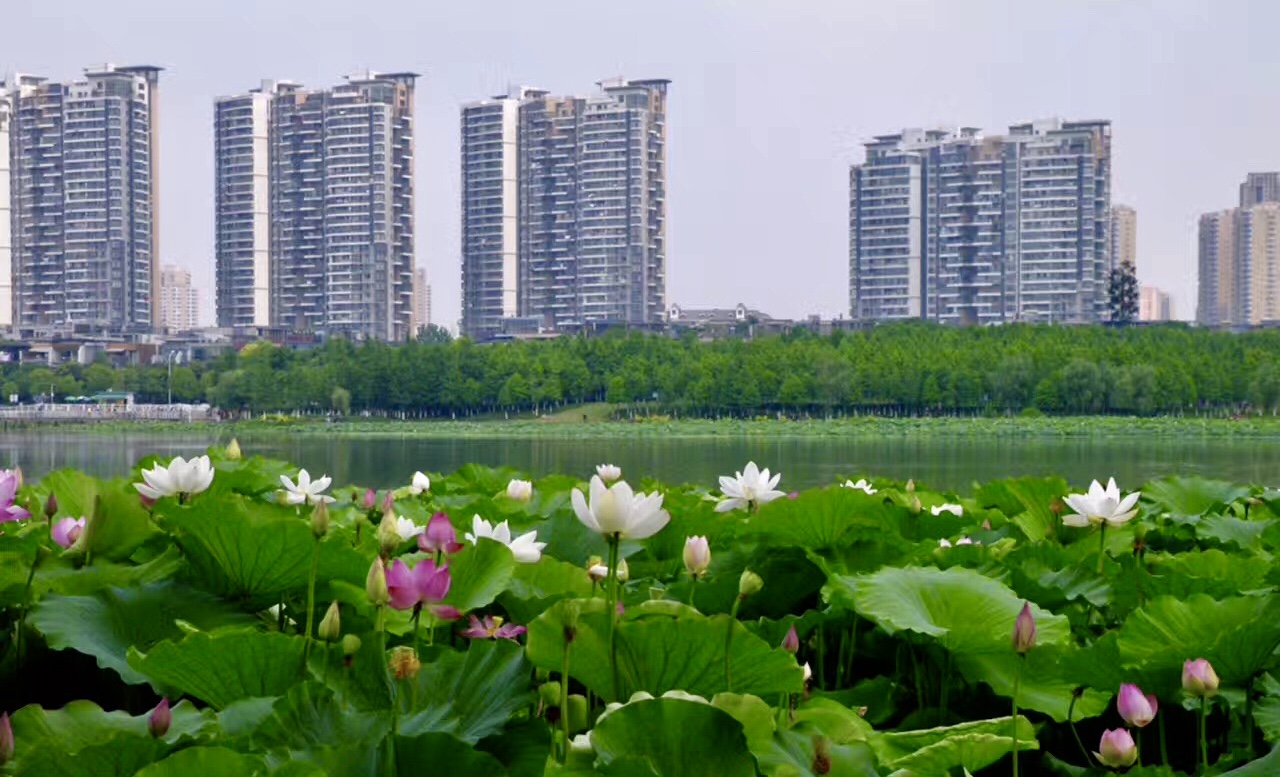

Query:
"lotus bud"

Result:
[[1182, 658, 1219, 697], [51, 516, 86, 549], [388, 646, 421, 680], [1094, 728, 1138, 768], [905, 479, 915, 493], [148, 697, 171, 738], [366, 557, 390, 606], [1117, 683, 1158, 728], [310, 501, 329, 538], [781, 625, 800, 654], [380, 490, 394, 516], [226, 438, 242, 460], [361, 488, 376, 510], [596, 464, 622, 483], [586, 556, 606, 584], [342, 634, 362, 656], [1013, 601, 1036, 654], [738, 569, 764, 598], [377, 511, 401, 556], [419, 512, 462, 555], [538, 681, 562, 707], [318, 601, 341, 642], [44, 492, 57, 519], [566, 694, 590, 733], [683, 536, 710, 578], [506, 479, 533, 503], [616, 558, 629, 582], [0, 712, 12, 765]]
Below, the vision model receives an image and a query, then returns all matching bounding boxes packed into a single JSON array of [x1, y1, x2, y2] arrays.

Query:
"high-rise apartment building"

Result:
[[1197, 210, 1238, 326], [0, 65, 161, 333], [1139, 285, 1172, 321], [1111, 205, 1137, 270], [1196, 173, 1280, 327], [849, 119, 1112, 325], [1240, 172, 1280, 209], [158, 264, 199, 331], [215, 72, 417, 340], [410, 266, 430, 335], [460, 79, 669, 340]]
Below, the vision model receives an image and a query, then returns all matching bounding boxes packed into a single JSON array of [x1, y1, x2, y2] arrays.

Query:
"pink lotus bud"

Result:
[[781, 625, 799, 654], [1182, 658, 1220, 697], [148, 697, 171, 738], [682, 536, 710, 578], [44, 492, 58, 518], [362, 488, 376, 510], [418, 513, 463, 555], [1117, 683, 1158, 727], [1094, 728, 1137, 768], [380, 491, 394, 516], [0, 712, 12, 765], [787, 491, 799, 500], [51, 516, 86, 549], [1012, 601, 1036, 654]]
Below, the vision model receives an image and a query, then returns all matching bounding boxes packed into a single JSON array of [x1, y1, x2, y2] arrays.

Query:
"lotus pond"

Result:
[[1, 445, 1279, 776]]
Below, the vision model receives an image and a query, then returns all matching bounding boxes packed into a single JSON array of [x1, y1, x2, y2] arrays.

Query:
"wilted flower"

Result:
[[781, 625, 799, 654], [683, 536, 711, 578], [460, 614, 526, 641], [0, 711, 12, 764], [1182, 658, 1220, 697], [51, 517, 86, 549], [1094, 728, 1138, 768], [571, 476, 670, 540], [410, 471, 431, 495], [279, 469, 335, 506], [385, 558, 461, 620], [716, 462, 785, 512], [366, 557, 390, 606], [1117, 683, 1158, 728], [739, 569, 764, 597], [148, 697, 171, 738], [596, 464, 622, 483], [318, 601, 341, 641], [1013, 601, 1036, 654], [506, 479, 533, 502], [465, 515, 546, 563], [135, 455, 214, 501], [930, 503, 963, 517], [388, 646, 421, 680], [418, 513, 462, 554], [1062, 478, 1141, 528], [842, 478, 877, 495], [225, 438, 242, 460]]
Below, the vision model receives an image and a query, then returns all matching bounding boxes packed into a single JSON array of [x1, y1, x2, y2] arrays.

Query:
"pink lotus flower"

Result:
[[781, 625, 799, 654], [385, 558, 461, 620], [361, 488, 377, 510], [148, 697, 171, 738], [1013, 601, 1036, 654], [1094, 728, 1137, 768], [1183, 658, 1220, 697], [51, 517, 86, 549], [418, 513, 463, 555], [460, 614, 526, 642], [1117, 683, 1158, 728], [0, 470, 30, 523]]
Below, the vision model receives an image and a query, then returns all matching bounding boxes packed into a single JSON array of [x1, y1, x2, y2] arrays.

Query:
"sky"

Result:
[[4, 0, 1277, 328]]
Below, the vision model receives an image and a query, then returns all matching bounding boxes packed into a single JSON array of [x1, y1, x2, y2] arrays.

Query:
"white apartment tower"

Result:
[[158, 263, 199, 331], [411, 266, 430, 335], [215, 72, 417, 340]]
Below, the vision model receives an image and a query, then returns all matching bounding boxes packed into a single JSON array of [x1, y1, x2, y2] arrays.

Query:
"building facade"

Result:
[[1197, 210, 1238, 326], [849, 119, 1112, 324], [0, 65, 161, 333], [411, 266, 430, 335], [158, 264, 199, 331], [460, 78, 669, 340], [1240, 172, 1280, 209], [215, 72, 417, 340], [1138, 285, 1172, 321], [1111, 205, 1136, 270]]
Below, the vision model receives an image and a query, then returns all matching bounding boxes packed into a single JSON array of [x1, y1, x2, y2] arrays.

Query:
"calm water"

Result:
[[2, 430, 1279, 491]]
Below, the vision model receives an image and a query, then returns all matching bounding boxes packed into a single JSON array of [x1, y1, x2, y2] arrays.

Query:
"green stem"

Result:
[[605, 534, 621, 700], [1159, 705, 1169, 766], [816, 621, 826, 691], [559, 638, 573, 763], [411, 606, 422, 656], [1097, 522, 1107, 575], [1067, 691, 1093, 768], [1012, 658, 1023, 777], [777, 692, 790, 729], [303, 536, 321, 662], [1200, 695, 1209, 774], [725, 597, 743, 692], [14, 554, 38, 664], [687, 576, 697, 608], [1246, 676, 1256, 759]]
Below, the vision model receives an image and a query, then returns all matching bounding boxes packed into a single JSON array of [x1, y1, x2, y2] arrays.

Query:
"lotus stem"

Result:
[[1159, 705, 1169, 766], [1246, 675, 1256, 759], [411, 606, 422, 655], [559, 639, 572, 763], [1200, 695, 1209, 774], [725, 596, 743, 692], [1067, 690, 1093, 768], [1097, 523, 1107, 575], [1012, 658, 1023, 777], [687, 576, 697, 608], [303, 536, 321, 662], [605, 534, 621, 700], [15, 554, 38, 665]]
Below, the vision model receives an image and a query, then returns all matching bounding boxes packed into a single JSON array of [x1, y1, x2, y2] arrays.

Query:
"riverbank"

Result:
[[8, 413, 1280, 440]]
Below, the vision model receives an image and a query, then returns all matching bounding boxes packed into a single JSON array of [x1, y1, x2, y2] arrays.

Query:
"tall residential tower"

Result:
[[0, 65, 161, 333], [215, 72, 417, 340], [460, 78, 669, 339]]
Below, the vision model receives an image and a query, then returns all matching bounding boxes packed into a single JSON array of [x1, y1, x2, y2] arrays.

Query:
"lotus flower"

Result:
[[366, 557, 390, 606], [506, 479, 533, 502], [596, 464, 622, 483], [465, 515, 546, 563], [225, 438, 242, 460], [802, 662, 813, 684], [1013, 601, 1036, 653], [588, 557, 629, 583], [716, 462, 785, 512], [51, 517, 86, 549], [385, 558, 460, 619], [1094, 728, 1137, 768], [930, 503, 963, 517], [1182, 658, 1220, 697], [683, 536, 711, 578], [460, 614, 526, 642], [1117, 683, 1158, 728], [571, 476, 670, 540], [134, 455, 214, 501], [842, 478, 877, 495], [43, 492, 57, 518], [361, 488, 377, 510], [279, 469, 335, 505], [148, 698, 171, 738], [410, 471, 431, 495], [1062, 478, 1141, 528], [418, 513, 463, 554], [781, 625, 799, 654], [938, 538, 953, 548]]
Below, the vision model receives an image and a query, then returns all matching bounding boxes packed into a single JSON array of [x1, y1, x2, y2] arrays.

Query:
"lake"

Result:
[[2, 429, 1279, 491]]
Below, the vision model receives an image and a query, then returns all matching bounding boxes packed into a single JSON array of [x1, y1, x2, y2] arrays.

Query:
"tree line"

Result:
[[4, 322, 1280, 417]]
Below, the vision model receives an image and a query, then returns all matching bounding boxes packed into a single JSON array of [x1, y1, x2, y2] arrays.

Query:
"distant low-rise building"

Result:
[[1138, 285, 1173, 322]]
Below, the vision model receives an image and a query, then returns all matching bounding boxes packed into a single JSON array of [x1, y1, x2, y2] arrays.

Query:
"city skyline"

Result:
[[3, 0, 1276, 331]]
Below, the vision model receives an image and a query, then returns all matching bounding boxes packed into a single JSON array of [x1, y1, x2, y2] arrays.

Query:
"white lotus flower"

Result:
[[802, 662, 812, 683], [135, 455, 214, 500], [842, 478, 877, 495], [956, 536, 975, 545], [410, 471, 431, 495], [279, 469, 335, 505], [506, 479, 533, 502], [394, 516, 422, 541], [596, 464, 622, 483], [571, 476, 670, 539], [930, 503, 963, 517], [938, 538, 953, 548], [465, 515, 546, 563], [266, 603, 297, 628], [588, 558, 629, 582], [1062, 478, 1141, 527], [716, 462, 785, 512]]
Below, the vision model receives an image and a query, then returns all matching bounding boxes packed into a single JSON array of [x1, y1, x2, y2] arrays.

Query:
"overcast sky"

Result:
[[5, 0, 1274, 328]]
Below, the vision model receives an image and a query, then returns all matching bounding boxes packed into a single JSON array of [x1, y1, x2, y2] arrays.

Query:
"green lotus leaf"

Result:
[[442, 536, 517, 613], [9, 733, 171, 777], [8, 698, 215, 761], [1197, 514, 1273, 549], [133, 747, 268, 777], [975, 476, 1069, 543], [590, 696, 757, 776], [870, 715, 1037, 772], [39, 470, 160, 562], [501, 555, 597, 623], [398, 638, 534, 743], [248, 681, 389, 751], [741, 487, 907, 551], [756, 724, 882, 777], [128, 631, 307, 709], [394, 732, 507, 776], [1142, 476, 1249, 519]]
